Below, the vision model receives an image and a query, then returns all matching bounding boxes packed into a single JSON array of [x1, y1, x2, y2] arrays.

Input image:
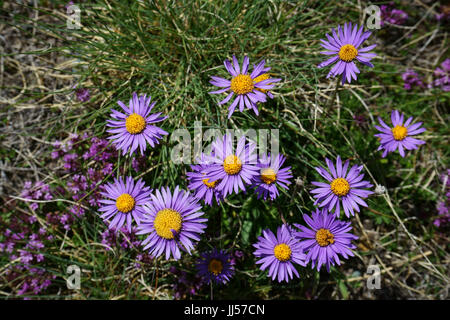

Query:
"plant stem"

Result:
[[327, 76, 342, 109]]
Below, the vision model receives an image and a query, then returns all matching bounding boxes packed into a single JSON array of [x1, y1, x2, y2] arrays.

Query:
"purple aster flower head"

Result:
[[253, 225, 307, 283], [98, 176, 151, 232], [136, 186, 207, 260], [209, 55, 281, 118], [380, 4, 408, 26], [187, 153, 223, 206], [196, 248, 235, 285], [318, 22, 377, 84], [251, 153, 293, 200], [203, 134, 259, 197], [374, 110, 426, 157], [311, 156, 374, 218], [107, 92, 168, 155], [294, 209, 358, 272], [402, 69, 425, 90]]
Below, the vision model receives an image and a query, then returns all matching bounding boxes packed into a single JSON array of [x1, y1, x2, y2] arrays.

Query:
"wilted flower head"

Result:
[[196, 248, 235, 285], [374, 185, 386, 195]]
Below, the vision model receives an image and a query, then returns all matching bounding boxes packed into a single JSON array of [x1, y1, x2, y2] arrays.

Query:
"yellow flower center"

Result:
[[230, 74, 254, 95], [330, 177, 350, 196], [208, 258, 223, 276], [391, 125, 408, 141], [315, 228, 335, 247], [115, 193, 135, 213], [260, 168, 277, 185], [338, 44, 358, 62], [202, 178, 218, 189], [153, 208, 182, 240], [253, 73, 271, 93], [223, 155, 242, 175], [125, 113, 146, 134], [273, 243, 292, 262]]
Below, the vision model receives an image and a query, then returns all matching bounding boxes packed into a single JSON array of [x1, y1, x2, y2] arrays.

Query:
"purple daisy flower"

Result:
[[374, 110, 426, 157], [136, 186, 207, 260], [187, 153, 223, 206], [209, 55, 281, 118], [318, 22, 377, 84], [253, 225, 307, 283], [196, 248, 235, 285], [107, 92, 168, 155], [203, 134, 259, 197], [252, 68, 279, 100], [98, 176, 151, 232], [294, 209, 358, 272], [311, 156, 374, 218], [252, 153, 293, 200]]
